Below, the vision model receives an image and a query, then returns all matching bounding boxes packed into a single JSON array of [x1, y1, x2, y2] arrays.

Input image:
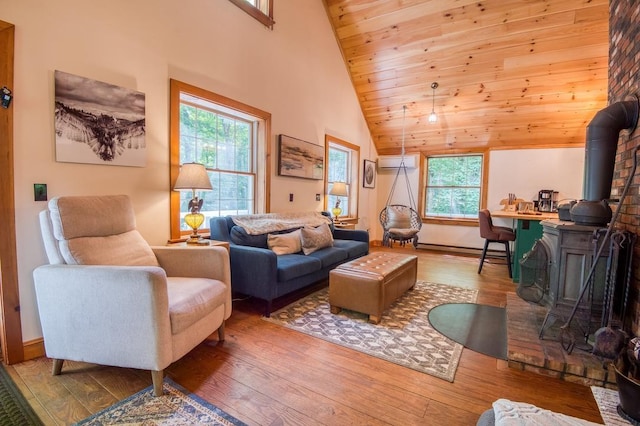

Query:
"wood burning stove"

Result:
[[537, 221, 609, 342]]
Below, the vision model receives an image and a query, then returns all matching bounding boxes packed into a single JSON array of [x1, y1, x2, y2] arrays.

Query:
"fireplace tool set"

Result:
[[559, 145, 640, 356]]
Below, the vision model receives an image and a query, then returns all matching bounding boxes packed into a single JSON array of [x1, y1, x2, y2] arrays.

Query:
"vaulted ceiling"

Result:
[[323, 0, 609, 155]]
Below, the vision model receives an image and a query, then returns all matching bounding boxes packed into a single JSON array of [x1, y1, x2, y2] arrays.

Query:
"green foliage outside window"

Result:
[[179, 100, 255, 228], [424, 155, 482, 218], [327, 146, 350, 216]]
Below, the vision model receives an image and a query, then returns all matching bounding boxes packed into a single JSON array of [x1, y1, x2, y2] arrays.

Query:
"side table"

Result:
[[167, 240, 230, 251], [334, 222, 356, 230]]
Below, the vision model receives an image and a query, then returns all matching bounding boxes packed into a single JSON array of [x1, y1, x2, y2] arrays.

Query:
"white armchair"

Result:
[[33, 195, 231, 396]]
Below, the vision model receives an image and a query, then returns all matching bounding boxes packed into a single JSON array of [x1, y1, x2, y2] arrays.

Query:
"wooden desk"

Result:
[[490, 210, 558, 221], [490, 210, 558, 282]]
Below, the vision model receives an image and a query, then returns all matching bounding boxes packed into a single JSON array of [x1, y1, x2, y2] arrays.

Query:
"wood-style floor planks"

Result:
[[8, 246, 605, 425]]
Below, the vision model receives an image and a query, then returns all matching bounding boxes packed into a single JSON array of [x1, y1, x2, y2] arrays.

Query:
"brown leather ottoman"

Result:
[[329, 252, 418, 324]]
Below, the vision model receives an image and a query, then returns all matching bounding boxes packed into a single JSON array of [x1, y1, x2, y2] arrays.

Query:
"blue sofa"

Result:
[[209, 213, 369, 316]]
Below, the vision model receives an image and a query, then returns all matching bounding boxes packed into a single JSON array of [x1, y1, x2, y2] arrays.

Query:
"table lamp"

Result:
[[329, 182, 348, 220], [174, 162, 213, 245]]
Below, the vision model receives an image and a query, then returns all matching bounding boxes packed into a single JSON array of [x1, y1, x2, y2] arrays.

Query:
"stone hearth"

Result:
[[506, 293, 617, 387]]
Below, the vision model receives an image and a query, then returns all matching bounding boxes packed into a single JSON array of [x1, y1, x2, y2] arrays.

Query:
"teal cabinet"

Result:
[[512, 219, 544, 282]]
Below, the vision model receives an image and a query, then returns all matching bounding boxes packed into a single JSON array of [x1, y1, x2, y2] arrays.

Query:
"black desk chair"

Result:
[[477, 209, 516, 278]]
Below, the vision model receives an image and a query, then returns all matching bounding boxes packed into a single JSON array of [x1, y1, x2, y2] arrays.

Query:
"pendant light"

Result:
[[428, 82, 438, 123]]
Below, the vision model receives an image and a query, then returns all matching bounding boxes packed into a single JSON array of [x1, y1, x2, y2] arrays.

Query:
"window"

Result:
[[421, 153, 487, 225], [228, 0, 274, 28], [170, 80, 271, 241], [325, 135, 359, 219]]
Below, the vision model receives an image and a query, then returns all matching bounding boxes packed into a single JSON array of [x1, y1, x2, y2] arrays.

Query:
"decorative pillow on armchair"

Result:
[[267, 229, 302, 255], [300, 223, 334, 255]]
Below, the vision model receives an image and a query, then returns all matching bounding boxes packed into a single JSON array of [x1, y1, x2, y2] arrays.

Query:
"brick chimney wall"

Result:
[[609, 1, 640, 336]]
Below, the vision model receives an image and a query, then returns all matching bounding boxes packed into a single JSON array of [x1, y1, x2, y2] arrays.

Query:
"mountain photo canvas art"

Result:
[[54, 70, 146, 167]]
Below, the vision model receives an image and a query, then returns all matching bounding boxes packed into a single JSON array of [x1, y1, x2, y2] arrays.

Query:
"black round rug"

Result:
[[428, 303, 507, 360]]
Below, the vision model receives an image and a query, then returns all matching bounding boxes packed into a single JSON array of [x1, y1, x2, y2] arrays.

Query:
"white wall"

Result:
[[375, 148, 585, 247], [1, 0, 377, 342]]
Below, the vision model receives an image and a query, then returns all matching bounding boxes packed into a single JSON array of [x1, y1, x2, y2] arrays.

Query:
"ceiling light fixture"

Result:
[[428, 82, 438, 123]]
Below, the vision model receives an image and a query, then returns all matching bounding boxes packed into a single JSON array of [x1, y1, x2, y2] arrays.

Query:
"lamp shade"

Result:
[[174, 162, 213, 190], [329, 182, 348, 197]]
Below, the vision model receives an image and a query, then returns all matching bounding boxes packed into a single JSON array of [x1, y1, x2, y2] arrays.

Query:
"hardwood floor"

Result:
[[6, 247, 604, 425]]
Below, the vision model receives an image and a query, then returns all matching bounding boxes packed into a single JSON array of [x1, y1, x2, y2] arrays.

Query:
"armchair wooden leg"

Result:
[[52, 359, 64, 376], [217, 321, 225, 341], [151, 370, 164, 396]]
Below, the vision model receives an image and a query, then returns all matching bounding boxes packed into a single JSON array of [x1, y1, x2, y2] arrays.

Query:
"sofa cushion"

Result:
[[166, 277, 227, 335], [267, 229, 302, 255], [300, 223, 334, 255], [230, 226, 268, 248], [276, 255, 322, 282], [306, 246, 349, 268], [332, 239, 369, 258]]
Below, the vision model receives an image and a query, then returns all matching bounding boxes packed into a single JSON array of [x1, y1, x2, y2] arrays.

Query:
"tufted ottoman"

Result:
[[329, 252, 418, 324]]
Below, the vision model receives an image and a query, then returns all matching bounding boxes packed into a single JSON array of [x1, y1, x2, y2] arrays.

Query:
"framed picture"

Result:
[[54, 70, 146, 167], [363, 159, 376, 188], [277, 134, 324, 180]]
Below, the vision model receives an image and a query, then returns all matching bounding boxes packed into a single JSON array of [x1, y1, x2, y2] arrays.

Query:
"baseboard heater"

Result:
[[416, 242, 503, 256]]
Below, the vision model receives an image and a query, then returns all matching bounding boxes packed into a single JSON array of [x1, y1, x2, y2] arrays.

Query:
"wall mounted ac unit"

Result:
[[377, 155, 417, 170]]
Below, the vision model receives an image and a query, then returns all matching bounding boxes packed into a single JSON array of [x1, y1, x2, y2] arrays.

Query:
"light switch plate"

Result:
[[34, 183, 47, 201]]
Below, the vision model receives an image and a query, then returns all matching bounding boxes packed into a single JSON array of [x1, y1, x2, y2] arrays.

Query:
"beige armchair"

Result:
[[33, 195, 231, 396]]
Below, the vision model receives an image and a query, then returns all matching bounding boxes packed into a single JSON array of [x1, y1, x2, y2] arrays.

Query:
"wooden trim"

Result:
[[264, 117, 271, 213], [169, 80, 182, 240], [169, 79, 272, 238], [419, 149, 488, 226], [480, 148, 490, 210], [417, 153, 425, 220], [23, 338, 45, 361], [421, 218, 479, 227], [0, 20, 24, 365], [324, 134, 360, 220], [228, 0, 275, 29]]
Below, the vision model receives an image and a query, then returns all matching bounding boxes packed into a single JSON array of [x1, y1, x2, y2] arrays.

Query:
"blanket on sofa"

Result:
[[231, 212, 331, 235]]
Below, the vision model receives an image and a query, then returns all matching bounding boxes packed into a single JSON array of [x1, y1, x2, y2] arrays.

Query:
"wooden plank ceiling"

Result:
[[323, 0, 609, 155]]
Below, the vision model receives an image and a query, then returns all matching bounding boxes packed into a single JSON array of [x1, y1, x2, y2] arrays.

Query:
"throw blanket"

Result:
[[492, 399, 600, 425], [231, 212, 331, 235]]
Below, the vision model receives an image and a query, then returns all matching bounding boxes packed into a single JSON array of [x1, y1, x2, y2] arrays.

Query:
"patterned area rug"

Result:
[[0, 364, 43, 426], [265, 280, 478, 382], [75, 378, 247, 425]]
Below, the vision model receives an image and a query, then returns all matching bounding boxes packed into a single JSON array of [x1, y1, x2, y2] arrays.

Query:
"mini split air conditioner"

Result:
[[377, 155, 417, 170]]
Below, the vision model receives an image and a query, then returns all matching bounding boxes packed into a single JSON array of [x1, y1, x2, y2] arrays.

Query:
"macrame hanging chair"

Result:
[[379, 106, 422, 248]]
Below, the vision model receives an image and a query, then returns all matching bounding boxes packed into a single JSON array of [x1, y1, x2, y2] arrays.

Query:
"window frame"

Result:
[[228, 0, 275, 28], [169, 79, 272, 242], [418, 150, 489, 227], [324, 135, 360, 220]]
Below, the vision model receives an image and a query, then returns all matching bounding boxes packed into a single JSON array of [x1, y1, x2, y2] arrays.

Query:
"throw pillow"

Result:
[[300, 223, 333, 255], [267, 229, 302, 255], [386, 206, 411, 229]]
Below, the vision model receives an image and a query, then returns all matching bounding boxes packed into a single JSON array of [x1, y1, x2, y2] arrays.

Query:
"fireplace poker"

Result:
[[593, 230, 626, 359]]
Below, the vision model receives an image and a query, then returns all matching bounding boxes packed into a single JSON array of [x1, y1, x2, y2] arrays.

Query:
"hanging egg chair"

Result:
[[379, 106, 422, 248]]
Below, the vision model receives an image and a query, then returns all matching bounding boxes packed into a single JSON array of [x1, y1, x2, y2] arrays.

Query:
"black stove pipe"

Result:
[[570, 99, 639, 226], [583, 99, 639, 202]]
